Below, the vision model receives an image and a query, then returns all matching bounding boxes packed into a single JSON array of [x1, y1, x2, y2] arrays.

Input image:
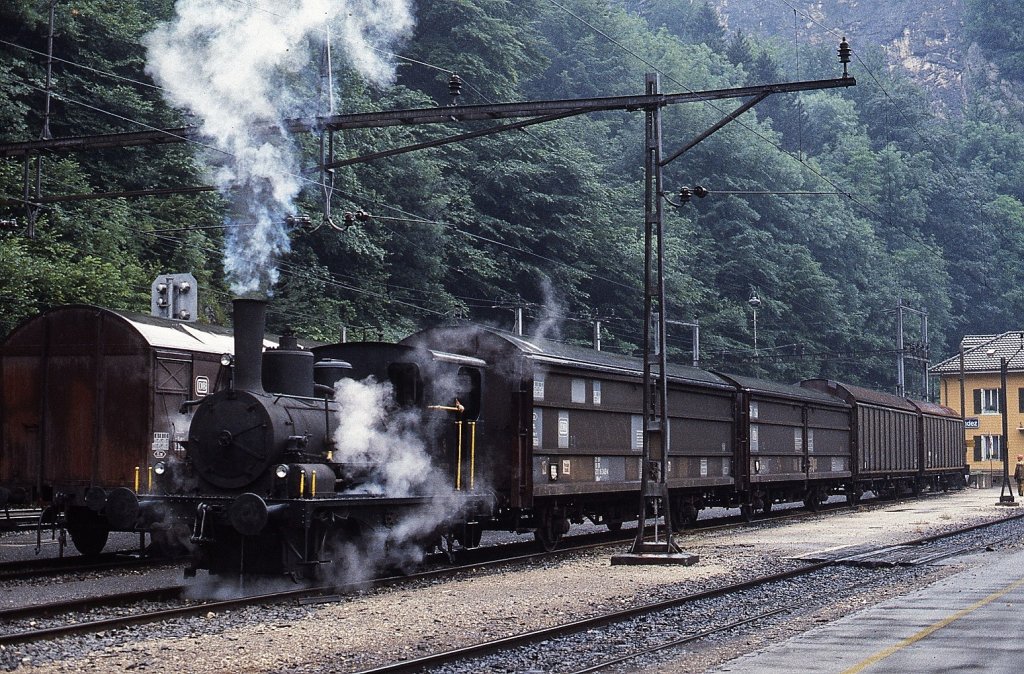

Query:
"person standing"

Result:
[[1014, 456, 1024, 497]]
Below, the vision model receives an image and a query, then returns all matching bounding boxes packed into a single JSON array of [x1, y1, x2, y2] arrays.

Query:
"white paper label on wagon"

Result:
[[750, 425, 759, 452], [152, 432, 169, 459], [562, 459, 571, 475], [749, 401, 759, 419], [832, 456, 843, 472], [700, 458, 708, 477], [194, 375, 210, 396]]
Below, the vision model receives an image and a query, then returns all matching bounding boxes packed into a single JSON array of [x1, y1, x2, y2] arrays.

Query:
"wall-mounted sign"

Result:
[[964, 417, 980, 429]]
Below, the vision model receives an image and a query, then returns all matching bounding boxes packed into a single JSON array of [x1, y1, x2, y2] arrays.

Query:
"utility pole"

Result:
[[617, 41, 854, 564], [24, 0, 57, 238], [894, 299, 928, 398]]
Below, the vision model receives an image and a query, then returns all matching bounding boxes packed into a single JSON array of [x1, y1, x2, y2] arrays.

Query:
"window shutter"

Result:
[[973, 435, 982, 462], [1018, 388, 1024, 413], [973, 389, 982, 415]]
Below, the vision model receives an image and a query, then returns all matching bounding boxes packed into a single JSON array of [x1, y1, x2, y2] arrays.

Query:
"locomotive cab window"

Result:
[[387, 363, 422, 407], [455, 367, 482, 420]]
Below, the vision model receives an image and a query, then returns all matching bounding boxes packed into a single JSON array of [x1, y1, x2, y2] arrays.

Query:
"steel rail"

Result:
[[350, 509, 1024, 674], [568, 607, 791, 674], [0, 586, 185, 622]]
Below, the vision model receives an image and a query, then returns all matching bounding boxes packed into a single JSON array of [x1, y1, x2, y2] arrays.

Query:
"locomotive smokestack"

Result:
[[232, 298, 267, 392]]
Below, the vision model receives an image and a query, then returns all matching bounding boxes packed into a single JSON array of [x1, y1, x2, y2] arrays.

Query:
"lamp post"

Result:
[[987, 350, 1015, 504]]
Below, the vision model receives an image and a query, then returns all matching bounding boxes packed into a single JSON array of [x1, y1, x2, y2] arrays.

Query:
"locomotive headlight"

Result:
[[274, 464, 290, 479], [220, 353, 234, 367], [153, 461, 167, 476]]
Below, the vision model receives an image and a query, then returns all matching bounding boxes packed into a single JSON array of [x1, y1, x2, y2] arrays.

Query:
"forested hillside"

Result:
[[3, 0, 1024, 396]]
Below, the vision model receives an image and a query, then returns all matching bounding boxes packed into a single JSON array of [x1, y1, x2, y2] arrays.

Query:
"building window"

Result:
[[974, 388, 1001, 415], [974, 435, 1003, 462]]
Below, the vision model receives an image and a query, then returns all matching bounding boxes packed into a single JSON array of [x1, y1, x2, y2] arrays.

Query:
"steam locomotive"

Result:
[[3, 298, 966, 577]]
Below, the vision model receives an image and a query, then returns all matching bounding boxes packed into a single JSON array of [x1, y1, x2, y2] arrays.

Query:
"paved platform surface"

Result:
[[714, 544, 1024, 673]]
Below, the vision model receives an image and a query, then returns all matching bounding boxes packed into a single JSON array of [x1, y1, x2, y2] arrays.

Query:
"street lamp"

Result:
[[748, 290, 761, 356], [986, 348, 1015, 504]]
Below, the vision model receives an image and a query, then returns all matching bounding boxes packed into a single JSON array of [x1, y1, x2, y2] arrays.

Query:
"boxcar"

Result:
[[402, 326, 737, 548], [801, 379, 927, 498], [0, 305, 237, 555], [911, 399, 967, 489], [717, 374, 851, 514]]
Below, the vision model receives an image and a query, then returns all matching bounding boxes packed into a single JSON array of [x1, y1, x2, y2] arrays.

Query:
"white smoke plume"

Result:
[[531, 274, 565, 342], [144, 0, 415, 294], [332, 376, 447, 496]]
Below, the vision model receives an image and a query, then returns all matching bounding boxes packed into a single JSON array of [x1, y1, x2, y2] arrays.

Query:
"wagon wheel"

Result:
[[534, 508, 568, 552], [846, 487, 862, 507], [753, 491, 772, 514], [605, 520, 623, 532], [66, 507, 110, 557], [739, 504, 754, 522], [672, 503, 700, 530], [803, 489, 822, 512]]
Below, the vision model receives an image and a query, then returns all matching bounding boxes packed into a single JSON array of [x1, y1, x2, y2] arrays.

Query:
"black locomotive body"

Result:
[[140, 299, 488, 578]]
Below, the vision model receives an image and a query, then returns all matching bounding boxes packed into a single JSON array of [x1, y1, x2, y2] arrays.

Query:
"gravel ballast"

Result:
[[3, 487, 1019, 673]]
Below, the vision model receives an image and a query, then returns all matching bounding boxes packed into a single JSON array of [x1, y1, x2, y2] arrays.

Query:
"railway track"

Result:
[[349, 510, 1024, 674], [0, 490, 964, 651], [0, 508, 45, 532], [0, 551, 165, 582]]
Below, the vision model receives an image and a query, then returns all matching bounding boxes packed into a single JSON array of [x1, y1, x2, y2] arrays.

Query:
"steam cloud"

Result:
[[332, 377, 447, 496], [329, 376, 463, 582], [145, 0, 415, 294]]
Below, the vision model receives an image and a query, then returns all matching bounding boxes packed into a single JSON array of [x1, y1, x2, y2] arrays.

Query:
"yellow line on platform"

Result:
[[843, 576, 1024, 674]]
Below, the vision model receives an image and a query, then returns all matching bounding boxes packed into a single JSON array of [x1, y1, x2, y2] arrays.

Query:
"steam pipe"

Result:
[[232, 298, 267, 392]]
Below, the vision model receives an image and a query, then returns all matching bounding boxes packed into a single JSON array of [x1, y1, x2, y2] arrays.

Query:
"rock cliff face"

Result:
[[712, 0, 970, 113]]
